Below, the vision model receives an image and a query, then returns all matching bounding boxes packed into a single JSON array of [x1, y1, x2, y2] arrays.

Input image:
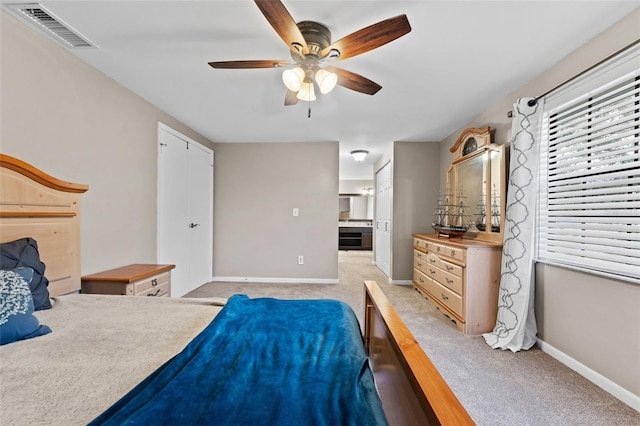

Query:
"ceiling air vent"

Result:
[[4, 3, 96, 49]]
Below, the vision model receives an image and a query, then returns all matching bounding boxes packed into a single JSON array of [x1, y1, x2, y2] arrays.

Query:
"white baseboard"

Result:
[[390, 280, 412, 285], [537, 338, 640, 412], [210, 276, 338, 284]]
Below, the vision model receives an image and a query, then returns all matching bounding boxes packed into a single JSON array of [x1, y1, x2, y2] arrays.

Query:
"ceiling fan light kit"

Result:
[[297, 81, 316, 102], [351, 150, 369, 162], [282, 66, 336, 97], [315, 68, 337, 94], [282, 67, 305, 91], [208, 0, 411, 107]]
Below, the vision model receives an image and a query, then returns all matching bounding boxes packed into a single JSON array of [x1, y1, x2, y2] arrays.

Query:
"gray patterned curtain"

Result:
[[483, 97, 543, 352]]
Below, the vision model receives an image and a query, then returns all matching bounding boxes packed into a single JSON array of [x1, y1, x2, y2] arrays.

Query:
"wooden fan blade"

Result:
[[208, 60, 290, 69], [284, 90, 299, 106], [320, 15, 411, 60], [254, 0, 309, 55], [326, 66, 382, 95]]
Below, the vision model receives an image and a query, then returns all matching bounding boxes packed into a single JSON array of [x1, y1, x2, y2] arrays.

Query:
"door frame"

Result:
[[374, 161, 392, 279], [157, 122, 214, 294]]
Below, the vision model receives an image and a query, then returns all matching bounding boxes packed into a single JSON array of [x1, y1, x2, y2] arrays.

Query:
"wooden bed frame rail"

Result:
[[364, 280, 474, 426]]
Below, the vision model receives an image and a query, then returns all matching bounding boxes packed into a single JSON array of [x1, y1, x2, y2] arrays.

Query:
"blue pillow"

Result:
[[0, 268, 52, 345], [0, 238, 51, 310]]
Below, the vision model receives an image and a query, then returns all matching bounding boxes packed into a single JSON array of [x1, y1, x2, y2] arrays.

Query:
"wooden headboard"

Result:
[[0, 154, 88, 296]]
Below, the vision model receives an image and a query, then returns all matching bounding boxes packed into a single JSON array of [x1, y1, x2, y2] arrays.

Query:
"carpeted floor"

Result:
[[185, 250, 640, 426]]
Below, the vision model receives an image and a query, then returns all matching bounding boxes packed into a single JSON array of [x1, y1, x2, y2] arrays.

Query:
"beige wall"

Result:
[[437, 9, 640, 398], [211, 142, 339, 281], [0, 10, 214, 275], [339, 179, 373, 194], [375, 141, 440, 282], [392, 142, 441, 282]]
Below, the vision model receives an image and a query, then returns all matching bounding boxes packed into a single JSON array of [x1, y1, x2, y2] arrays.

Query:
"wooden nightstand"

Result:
[[81, 264, 175, 297]]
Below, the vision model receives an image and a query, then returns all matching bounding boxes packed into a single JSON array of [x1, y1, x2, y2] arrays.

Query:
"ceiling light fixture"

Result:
[[283, 66, 336, 101], [282, 67, 305, 91], [351, 150, 369, 162], [314, 68, 337, 94], [296, 79, 316, 101]]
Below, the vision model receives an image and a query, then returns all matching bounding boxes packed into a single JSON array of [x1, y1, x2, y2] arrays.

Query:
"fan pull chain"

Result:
[[308, 98, 311, 118]]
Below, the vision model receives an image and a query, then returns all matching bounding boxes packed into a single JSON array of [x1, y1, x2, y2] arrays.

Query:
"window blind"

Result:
[[538, 48, 640, 283]]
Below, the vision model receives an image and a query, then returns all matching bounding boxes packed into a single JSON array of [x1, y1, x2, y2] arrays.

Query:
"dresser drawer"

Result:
[[413, 268, 430, 293], [439, 269, 463, 295], [414, 238, 428, 251], [414, 256, 430, 275], [439, 259, 462, 278], [426, 264, 440, 282], [433, 243, 465, 263], [426, 253, 440, 268], [427, 278, 463, 317], [134, 272, 170, 294], [414, 249, 427, 261]]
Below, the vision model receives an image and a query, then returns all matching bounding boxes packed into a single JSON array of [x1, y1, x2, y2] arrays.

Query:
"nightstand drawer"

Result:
[[134, 272, 170, 294], [137, 281, 170, 297]]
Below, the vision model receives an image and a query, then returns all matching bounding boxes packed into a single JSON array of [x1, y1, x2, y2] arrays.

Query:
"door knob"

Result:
[[189, 223, 200, 228]]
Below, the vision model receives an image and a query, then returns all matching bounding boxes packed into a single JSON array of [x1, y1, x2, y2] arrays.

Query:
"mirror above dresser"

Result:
[[436, 127, 507, 243]]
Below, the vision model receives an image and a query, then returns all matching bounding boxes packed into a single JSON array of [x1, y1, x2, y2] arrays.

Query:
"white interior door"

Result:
[[375, 162, 391, 277], [158, 124, 213, 297], [187, 143, 213, 290]]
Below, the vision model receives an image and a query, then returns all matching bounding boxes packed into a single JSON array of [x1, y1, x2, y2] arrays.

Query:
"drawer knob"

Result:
[[446, 277, 453, 284], [450, 250, 455, 256], [151, 279, 158, 286], [430, 259, 436, 264], [147, 289, 162, 297], [446, 265, 453, 271], [441, 293, 449, 301], [429, 269, 436, 275]]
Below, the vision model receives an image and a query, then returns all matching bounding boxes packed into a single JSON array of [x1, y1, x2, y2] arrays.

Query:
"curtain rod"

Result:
[[508, 39, 640, 116]]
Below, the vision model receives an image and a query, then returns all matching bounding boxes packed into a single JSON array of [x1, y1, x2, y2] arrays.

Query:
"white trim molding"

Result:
[[537, 338, 640, 411]]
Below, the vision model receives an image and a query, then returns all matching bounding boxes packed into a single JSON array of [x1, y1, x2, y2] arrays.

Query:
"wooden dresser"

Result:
[[81, 264, 174, 297], [412, 234, 501, 334]]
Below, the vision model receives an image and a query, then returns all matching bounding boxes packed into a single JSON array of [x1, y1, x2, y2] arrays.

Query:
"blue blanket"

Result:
[[90, 295, 388, 425]]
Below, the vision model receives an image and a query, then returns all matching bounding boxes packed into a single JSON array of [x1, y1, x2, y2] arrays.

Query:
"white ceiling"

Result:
[[4, 1, 639, 179]]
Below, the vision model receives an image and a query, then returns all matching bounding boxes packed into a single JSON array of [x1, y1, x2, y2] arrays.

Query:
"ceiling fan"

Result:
[[208, 0, 411, 106]]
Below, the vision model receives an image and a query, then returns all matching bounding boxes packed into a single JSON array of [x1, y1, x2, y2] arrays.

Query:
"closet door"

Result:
[[375, 162, 391, 277], [158, 124, 213, 297]]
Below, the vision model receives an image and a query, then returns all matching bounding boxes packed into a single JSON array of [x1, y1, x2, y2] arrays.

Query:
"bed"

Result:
[[0, 153, 473, 425]]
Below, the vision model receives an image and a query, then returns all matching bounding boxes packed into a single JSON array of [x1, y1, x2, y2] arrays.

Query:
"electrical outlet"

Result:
[[298, 255, 304, 265], [293, 208, 299, 217]]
